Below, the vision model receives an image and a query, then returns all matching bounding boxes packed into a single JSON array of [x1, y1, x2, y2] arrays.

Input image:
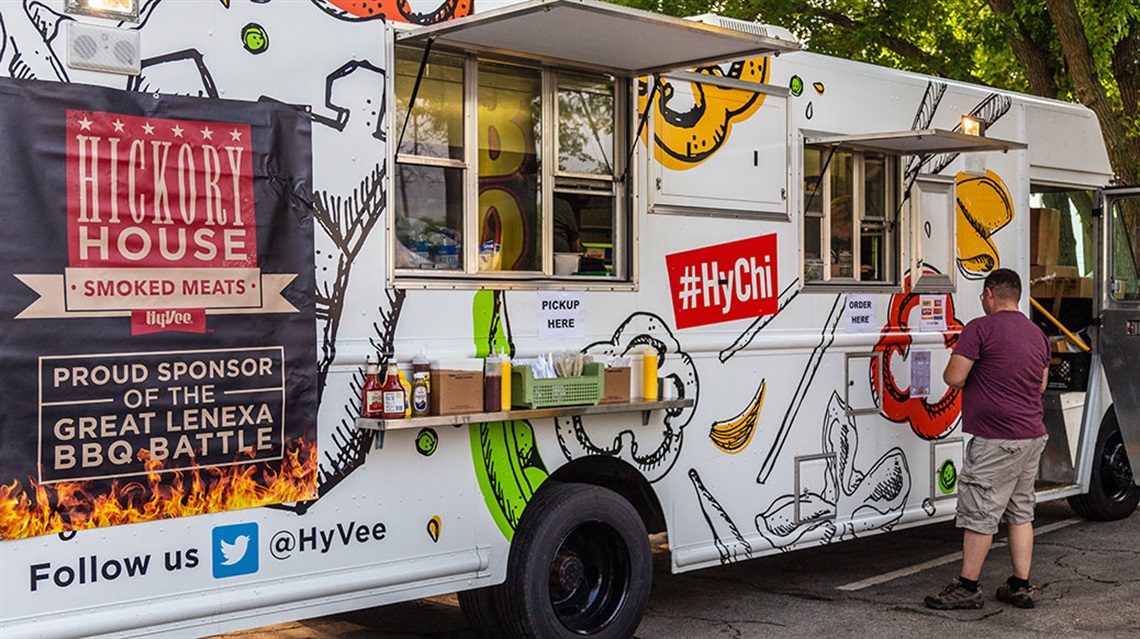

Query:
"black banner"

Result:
[[0, 78, 318, 539]]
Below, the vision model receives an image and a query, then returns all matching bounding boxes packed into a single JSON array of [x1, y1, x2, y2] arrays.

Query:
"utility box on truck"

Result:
[[2, 1, 1139, 638]]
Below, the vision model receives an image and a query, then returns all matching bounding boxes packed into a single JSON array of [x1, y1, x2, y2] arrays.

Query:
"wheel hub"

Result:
[[552, 552, 586, 592]]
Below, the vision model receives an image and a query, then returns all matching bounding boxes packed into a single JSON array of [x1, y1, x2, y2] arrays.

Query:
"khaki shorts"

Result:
[[955, 435, 1048, 535]]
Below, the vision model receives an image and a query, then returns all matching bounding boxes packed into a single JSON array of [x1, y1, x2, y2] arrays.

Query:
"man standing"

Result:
[[924, 268, 1051, 610]]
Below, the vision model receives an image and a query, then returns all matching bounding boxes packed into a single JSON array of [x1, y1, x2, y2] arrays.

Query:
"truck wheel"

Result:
[[1068, 412, 1140, 521], [458, 585, 508, 638], [498, 482, 652, 639]]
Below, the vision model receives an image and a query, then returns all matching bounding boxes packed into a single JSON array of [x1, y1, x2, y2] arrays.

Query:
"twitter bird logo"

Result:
[[220, 534, 250, 566], [213, 523, 259, 578]]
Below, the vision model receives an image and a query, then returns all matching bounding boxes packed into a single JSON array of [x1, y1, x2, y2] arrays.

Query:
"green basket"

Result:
[[511, 362, 604, 408]]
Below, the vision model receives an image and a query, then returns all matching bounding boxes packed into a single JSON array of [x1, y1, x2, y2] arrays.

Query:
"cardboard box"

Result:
[[430, 360, 484, 416], [1078, 277, 1093, 298], [1030, 208, 1060, 266], [600, 367, 631, 404], [1031, 277, 1082, 299]]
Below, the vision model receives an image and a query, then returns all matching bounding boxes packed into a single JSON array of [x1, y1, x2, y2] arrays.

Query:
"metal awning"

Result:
[[395, 0, 800, 76], [805, 129, 1027, 155]]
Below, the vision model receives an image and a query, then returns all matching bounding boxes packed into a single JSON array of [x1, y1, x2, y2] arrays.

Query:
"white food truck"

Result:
[[1, 1, 1138, 638]]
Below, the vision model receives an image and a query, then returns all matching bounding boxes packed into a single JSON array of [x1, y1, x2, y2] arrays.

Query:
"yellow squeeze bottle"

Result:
[[642, 346, 658, 401], [398, 369, 412, 418], [501, 350, 512, 410]]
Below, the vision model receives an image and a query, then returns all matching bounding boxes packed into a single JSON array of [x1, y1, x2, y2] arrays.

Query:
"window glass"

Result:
[[392, 49, 624, 282], [829, 150, 855, 279], [553, 191, 616, 275], [477, 61, 542, 272], [803, 145, 896, 286], [1110, 199, 1140, 301], [395, 48, 464, 160], [803, 147, 824, 282], [864, 153, 888, 219], [557, 74, 614, 176], [394, 164, 464, 270]]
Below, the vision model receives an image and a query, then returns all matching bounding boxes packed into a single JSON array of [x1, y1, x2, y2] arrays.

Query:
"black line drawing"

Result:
[[129, 49, 219, 97], [719, 279, 800, 363], [555, 313, 698, 482], [689, 468, 752, 564], [756, 293, 843, 483], [755, 391, 911, 550], [0, 0, 70, 82], [905, 82, 1013, 187]]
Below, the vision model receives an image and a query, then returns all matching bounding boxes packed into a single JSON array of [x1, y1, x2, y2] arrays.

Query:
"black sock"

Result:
[[958, 576, 979, 593], [1007, 576, 1030, 591]]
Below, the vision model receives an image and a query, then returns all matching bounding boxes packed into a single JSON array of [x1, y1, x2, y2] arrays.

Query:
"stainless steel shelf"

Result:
[[355, 398, 694, 431]]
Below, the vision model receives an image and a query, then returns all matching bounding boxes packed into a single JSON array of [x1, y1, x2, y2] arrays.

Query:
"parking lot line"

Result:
[[836, 517, 1082, 591]]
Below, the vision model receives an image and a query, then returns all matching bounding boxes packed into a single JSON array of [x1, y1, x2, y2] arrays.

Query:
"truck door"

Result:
[[1098, 186, 1140, 472]]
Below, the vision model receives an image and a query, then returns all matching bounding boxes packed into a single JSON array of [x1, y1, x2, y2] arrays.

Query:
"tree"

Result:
[[617, 0, 1139, 185]]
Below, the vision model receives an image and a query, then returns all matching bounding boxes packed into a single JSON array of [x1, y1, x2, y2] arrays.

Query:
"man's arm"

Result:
[[943, 353, 975, 389], [1040, 366, 1049, 393]]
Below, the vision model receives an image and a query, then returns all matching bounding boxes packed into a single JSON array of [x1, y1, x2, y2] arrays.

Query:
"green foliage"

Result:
[[609, 0, 1138, 182]]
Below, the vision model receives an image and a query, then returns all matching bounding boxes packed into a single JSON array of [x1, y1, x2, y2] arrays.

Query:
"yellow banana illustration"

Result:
[[426, 515, 441, 543], [639, 57, 772, 170], [709, 380, 766, 453], [956, 170, 1013, 279]]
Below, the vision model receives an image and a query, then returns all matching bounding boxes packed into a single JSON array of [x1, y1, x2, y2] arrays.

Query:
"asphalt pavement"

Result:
[[217, 500, 1140, 638]]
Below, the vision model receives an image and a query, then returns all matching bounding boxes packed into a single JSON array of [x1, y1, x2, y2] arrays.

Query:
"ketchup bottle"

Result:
[[361, 359, 383, 418], [381, 361, 407, 419]]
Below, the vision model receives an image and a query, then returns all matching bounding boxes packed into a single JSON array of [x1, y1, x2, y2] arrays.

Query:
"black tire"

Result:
[[458, 585, 509, 639], [496, 482, 652, 639], [1068, 411, 1140, 521]]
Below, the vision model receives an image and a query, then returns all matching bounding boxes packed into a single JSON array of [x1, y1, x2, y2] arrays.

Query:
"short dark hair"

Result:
[[984, 267, 1021, 301]]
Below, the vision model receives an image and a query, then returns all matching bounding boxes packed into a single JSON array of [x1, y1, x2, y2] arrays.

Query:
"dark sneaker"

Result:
[[996, 582, 1035, 608], [925, 579, 984, 610]]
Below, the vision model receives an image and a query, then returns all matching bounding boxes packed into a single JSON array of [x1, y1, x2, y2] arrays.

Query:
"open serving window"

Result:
[[389, 0, 799, 286], [802, 129, 1025, 291]]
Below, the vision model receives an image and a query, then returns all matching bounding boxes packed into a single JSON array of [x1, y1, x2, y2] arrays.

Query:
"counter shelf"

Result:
[[355, 397, 694, 432]]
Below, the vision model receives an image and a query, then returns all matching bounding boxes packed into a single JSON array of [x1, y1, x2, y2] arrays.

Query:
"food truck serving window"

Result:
[[393, 46, 625, 281], [802, 144, 900, 286], [801, 129, 1025, 291]]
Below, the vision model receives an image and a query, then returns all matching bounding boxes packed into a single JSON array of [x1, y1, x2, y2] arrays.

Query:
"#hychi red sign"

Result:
[[665, 234, 779, 329]]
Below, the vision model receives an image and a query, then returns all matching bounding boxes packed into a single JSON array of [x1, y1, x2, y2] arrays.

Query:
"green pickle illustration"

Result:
[[937, 459, 958, 495]]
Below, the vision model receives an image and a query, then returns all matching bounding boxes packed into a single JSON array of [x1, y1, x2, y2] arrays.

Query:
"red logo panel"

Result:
[[665, 234, 779, 329], [66, 109, 256, 269]]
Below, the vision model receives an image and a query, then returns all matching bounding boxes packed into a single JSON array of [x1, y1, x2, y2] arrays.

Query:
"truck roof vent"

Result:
[[685, 14, 798, 46]]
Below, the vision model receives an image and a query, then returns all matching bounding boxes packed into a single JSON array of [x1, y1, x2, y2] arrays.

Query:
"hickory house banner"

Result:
[[0, 78, 318, 540]]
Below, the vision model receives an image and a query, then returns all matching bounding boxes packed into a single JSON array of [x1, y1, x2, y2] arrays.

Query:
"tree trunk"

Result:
[[986, 0, 1059, 98], [1044, 0, 1138, 185]]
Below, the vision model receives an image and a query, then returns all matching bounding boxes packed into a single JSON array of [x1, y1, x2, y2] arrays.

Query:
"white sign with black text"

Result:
[[845, 294, 876, 333], [537, 291, 585, 340]]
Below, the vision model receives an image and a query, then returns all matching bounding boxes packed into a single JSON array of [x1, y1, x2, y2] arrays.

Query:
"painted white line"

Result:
[[836, 517, 1082, 591]]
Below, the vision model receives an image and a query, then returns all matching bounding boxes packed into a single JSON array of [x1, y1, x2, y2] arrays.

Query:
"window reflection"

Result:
[[478, 62, 541, 272], [395, 49, 464, 160], [557, 74, 614, 176]]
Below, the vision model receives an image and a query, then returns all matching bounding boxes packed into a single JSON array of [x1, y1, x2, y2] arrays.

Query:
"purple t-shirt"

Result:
[[953, 310, 1050, 439]]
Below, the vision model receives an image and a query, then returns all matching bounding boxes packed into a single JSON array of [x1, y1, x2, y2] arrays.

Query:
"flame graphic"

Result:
[[0, 440, 317, 540]]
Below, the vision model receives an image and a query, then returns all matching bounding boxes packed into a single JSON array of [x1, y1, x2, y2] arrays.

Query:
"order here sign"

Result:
[[538, 291, 585, 340]]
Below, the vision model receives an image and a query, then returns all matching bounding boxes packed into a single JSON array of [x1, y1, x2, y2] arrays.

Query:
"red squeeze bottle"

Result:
[[380, 362, 407, 419], [361, 359, 382, 418]]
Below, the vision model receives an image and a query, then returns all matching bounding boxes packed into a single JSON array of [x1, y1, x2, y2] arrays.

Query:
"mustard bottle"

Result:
[[642, 346, 658, 401]]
